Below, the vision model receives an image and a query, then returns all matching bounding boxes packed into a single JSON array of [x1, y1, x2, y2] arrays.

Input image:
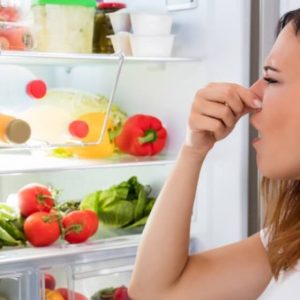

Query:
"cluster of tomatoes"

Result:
[[18, 183, 99, 247]]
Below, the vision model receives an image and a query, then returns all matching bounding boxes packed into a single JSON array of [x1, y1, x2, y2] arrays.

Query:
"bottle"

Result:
[[93, 2, 127, 53], [0, 113, 31, 144]]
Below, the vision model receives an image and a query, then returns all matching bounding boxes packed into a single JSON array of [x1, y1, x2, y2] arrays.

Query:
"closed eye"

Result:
[[263, 77, 278, 84]]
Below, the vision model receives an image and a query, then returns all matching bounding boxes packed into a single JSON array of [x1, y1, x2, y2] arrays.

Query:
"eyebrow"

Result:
[[263, 65, 281, 72]]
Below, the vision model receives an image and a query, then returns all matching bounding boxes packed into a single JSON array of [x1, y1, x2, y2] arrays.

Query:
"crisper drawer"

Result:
[[0, 272, 27, 300], [40, 256, 134, 300]]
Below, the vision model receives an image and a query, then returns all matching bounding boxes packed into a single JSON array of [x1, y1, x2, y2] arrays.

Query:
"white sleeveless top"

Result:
[[258, 230, 300, 299]]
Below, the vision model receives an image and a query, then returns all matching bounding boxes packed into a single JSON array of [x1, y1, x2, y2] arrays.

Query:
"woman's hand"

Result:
[[185, 83, 262, 155]]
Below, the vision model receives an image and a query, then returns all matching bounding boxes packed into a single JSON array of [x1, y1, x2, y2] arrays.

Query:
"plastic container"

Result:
[[93, 2, 126, 53], [130, 34, 175, 57], [0, 22, 34, 51], [108, 32, 132, 55], [0, 1, 31, 22], [32, 0, 96, 53], [130, 13, 173, 36], [0, 113, 31, 144], [107, 9, 131, 33]]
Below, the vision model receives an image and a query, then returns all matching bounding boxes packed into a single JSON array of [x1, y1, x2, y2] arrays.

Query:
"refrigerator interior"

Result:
[[0, 0, 252, 298]]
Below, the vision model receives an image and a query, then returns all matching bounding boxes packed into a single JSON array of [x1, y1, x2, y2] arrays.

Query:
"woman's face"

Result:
[[250, 22, 300, 179]]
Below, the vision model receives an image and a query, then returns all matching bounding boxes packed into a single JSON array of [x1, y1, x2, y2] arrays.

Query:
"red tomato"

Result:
[[24, 212, 61, 247], [44, 273, 56, 290], [62, 211, 92, 244], [82, 210, 99, 236], [18, 183, 55, 217], [56, 288, 88, 300], [114, 286, 129, 300], [0, 26, 33, 50]]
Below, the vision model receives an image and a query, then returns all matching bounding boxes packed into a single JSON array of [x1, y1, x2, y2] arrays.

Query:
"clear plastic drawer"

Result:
[[0, 272, 25, 300]]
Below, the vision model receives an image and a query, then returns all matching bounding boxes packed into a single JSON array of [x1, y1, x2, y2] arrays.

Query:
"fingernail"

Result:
[[254, 99, 262, 108]]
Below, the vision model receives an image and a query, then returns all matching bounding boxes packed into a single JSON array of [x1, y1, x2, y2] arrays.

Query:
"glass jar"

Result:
[[32, 0, 96, 53], [93, 2, 126, 54]]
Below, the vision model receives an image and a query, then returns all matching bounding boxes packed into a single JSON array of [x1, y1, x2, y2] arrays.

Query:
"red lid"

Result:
[[98, 2, 126, 9], [69, 120, 89, 138], [26, 80, 47, 99]]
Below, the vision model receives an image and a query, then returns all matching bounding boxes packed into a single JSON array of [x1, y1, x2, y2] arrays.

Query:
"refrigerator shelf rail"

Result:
[[0, 153, 176, 174], [0, 52, 125, 150], [0, 50, 203, 65]]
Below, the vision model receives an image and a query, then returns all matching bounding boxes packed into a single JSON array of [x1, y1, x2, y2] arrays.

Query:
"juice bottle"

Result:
[[66, 112, 115, 159], [0, 113, 31, 144]]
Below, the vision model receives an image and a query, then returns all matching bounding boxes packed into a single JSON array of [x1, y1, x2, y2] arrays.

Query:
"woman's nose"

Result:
[[249, 79, 265, 100]]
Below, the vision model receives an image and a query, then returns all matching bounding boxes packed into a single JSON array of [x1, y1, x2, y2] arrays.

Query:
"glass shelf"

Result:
[[0, 152, 176, 174], [0, 50, 203, 66], [0, 235, 140, 266]]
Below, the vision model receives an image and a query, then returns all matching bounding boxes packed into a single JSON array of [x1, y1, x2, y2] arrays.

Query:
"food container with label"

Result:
[[0, 0, 31, 22], [32, 0, 96, 53], [0, 22, 34, 51], [93, 2, 126, 54]]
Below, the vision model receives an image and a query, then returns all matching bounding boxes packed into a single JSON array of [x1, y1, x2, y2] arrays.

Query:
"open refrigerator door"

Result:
[[0, 0, 261, 299]]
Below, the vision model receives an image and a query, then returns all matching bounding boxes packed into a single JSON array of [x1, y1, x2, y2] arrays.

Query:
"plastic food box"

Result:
[[32, 0, 96, 53], [0, 21, 34, 51]]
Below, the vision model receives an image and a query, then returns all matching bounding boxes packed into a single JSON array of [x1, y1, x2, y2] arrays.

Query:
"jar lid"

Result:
[[32, 0, 96, 7], [26, 80, 47, 99], [6, 119, 31, 144], [69, 120, 89, 138], [98, 2, 126, 9]]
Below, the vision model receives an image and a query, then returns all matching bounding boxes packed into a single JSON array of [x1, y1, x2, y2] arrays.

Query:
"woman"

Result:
[[128, 9, 300, 300]]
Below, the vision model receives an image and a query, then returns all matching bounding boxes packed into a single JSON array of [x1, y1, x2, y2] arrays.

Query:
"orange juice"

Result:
[[67, 112, 115, 159]]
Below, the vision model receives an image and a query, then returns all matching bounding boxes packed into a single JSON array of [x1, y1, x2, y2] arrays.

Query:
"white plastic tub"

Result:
[[108, 32, 132, 56], [107, 9, 131, 33], [130, 34, 175, 57], [130, 13, 172, 36]]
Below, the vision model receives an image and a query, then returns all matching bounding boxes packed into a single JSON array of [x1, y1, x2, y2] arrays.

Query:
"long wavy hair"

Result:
[[261, 9, 300, 279]]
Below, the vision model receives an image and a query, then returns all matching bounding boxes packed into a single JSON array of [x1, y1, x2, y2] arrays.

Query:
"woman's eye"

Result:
[[263, 77, 278, 84]]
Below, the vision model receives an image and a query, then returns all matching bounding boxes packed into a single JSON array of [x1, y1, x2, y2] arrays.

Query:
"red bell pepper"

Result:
[[115, 114, 167, 156]]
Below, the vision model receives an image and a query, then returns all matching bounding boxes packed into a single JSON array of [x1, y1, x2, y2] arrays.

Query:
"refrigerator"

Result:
[[0, 0, 284, 299]]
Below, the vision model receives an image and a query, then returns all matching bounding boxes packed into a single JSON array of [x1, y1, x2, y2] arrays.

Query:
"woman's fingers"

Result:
[[195, 83, 262, 116], [189, 112, 227, 140], [199, 100, 236, 128], [186, 82, 263, 152]]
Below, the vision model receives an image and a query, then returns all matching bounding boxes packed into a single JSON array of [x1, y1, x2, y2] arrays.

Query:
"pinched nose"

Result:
[[249, 79, 266, 101]]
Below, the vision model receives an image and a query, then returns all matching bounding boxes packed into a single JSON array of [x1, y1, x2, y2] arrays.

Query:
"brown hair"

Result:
[[262, 9, 300, 279]]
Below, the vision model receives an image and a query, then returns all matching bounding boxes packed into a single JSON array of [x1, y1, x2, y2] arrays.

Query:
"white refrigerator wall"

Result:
[[0, 0, 251, 250], [280, 0, 300, 14]]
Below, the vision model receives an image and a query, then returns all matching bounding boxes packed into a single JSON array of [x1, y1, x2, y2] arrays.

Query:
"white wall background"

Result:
[[280, 0, 300, 14]]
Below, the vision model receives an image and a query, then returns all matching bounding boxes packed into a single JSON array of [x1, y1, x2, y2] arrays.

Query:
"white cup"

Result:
[[108, 32, 132, 56]]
